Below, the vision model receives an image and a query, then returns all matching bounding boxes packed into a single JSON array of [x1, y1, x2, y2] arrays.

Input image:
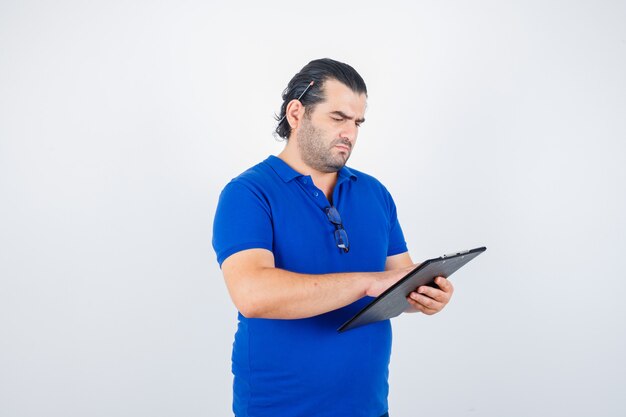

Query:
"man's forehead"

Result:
[[317, 79, 367, 116]]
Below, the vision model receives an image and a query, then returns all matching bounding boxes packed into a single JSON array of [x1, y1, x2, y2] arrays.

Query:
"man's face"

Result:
[[296, 79, 367, 173]]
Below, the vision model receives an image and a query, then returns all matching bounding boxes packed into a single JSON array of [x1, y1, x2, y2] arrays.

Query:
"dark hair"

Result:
[[274, 58, 368, 140]]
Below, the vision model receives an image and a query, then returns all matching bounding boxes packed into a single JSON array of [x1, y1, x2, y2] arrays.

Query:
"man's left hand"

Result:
[[405, 276, 454, 315]]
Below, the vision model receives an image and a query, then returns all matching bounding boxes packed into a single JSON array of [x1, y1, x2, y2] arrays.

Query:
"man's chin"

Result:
[[324, 158, 348, 173]]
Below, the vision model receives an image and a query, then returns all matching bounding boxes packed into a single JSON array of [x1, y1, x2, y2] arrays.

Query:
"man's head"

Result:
[[275, 58, 368, 172], [275, 58, 367, 140]]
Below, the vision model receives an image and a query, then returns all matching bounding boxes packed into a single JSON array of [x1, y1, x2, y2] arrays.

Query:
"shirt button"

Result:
[[313, 191, 319, 197], [303, 178, 308, 184]]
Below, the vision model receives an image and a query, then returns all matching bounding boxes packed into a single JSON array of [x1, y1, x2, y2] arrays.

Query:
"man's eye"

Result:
[[332, 118, 343, 122]]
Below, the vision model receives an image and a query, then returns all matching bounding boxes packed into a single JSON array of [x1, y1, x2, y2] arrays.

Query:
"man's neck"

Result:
[[277, 147, 339, 202]]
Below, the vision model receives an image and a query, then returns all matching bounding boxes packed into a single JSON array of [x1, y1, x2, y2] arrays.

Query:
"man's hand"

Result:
[[365, 264, 418, 298], [405, 276, 454, 315]]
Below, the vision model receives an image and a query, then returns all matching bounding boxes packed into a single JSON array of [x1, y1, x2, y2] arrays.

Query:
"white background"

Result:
[[1, 1, 625, 416]]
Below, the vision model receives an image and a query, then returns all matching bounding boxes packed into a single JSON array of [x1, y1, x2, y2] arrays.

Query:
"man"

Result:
[[212, 58, 454, 417]]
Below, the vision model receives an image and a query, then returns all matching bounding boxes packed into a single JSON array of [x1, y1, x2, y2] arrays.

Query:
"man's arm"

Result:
[[385, 252, 455, 315], [221, 248, 416, 319]]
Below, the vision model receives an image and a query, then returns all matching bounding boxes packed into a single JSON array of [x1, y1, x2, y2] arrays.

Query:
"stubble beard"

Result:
[[297, 117, 352, 173]]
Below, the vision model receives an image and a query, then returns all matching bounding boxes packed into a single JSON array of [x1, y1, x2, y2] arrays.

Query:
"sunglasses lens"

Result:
[[335, 228, 349, 252], [326, 207, 342, 225]]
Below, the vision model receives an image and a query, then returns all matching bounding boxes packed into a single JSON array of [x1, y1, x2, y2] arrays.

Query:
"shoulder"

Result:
[[229, 160, 272, 186], [220, 159, 277, 197], [214, 164, 271, 217]]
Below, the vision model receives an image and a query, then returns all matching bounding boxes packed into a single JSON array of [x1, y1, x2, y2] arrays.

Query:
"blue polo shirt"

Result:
[[212, 155, 407, 417]]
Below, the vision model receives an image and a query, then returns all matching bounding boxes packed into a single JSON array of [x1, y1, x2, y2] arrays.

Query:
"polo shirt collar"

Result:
[[265, 155, 301, 182], [265, 155, 358, 183], [338, 165, 357, 182]]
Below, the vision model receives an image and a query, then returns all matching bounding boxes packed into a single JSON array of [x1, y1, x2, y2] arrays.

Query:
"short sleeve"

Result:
[[385, 188, 408, 257], [212, 181, 273, 267]]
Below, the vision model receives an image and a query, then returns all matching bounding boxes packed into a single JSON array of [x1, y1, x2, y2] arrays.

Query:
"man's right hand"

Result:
[[365, 264, 418, 298]]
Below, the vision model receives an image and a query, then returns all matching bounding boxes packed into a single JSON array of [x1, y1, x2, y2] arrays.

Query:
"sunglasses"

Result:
[[325, 206, 349, 253]]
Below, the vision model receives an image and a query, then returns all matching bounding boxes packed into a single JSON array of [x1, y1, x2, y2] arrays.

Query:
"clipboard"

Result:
[[338, 246, 487, 332]]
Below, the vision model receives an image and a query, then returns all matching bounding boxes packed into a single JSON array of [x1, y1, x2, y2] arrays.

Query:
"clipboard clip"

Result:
[[442, 249, 470, 258]]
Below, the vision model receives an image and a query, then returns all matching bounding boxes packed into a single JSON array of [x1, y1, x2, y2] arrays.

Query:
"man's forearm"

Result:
[[233, 267, 378, 319], [222, 249, 414, 320]]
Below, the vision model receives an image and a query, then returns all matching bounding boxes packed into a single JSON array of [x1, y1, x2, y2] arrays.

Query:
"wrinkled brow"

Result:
[[330, 110, 366, 124]]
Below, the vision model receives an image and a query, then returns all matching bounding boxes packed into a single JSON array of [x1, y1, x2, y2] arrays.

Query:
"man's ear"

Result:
[[285, 99, 306, 131]]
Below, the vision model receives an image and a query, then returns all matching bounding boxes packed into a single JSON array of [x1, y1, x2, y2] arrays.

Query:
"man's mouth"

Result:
[[333, 141, 352, 152]]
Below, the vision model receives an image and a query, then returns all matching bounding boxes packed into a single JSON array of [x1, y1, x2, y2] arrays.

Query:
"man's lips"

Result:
[[334, 144, 351, 152]]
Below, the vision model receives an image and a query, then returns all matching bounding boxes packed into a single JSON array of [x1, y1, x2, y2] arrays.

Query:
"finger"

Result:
[[416, 286, 449, 304], [406, 296, 439, 315], [434, 276, 454, 294], [408, 292, 444, 312]]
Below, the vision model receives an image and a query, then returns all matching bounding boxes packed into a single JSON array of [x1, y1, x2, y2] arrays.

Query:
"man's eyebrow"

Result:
[[330, 110, 365, 124]]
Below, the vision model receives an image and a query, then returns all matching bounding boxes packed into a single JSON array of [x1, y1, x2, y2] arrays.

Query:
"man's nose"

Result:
[[340, 123, 358, 143]]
